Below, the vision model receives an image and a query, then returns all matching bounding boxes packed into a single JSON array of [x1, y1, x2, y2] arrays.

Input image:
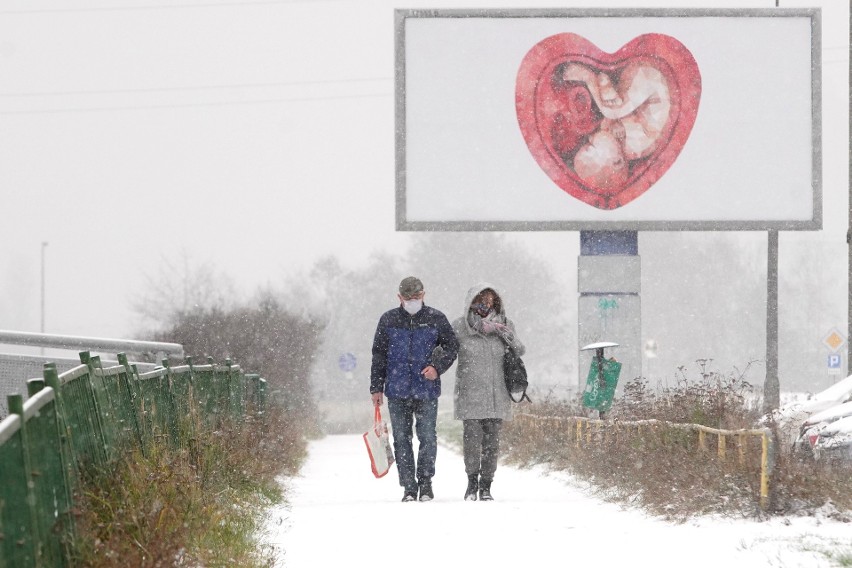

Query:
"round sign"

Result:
[[338, 352, 357, 372], [644, 339, 658, 359]]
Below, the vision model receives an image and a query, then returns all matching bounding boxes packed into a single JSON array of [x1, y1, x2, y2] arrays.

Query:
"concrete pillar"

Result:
[[578, 231, 642, 391]]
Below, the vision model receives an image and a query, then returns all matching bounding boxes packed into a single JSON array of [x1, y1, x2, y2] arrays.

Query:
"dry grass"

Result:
[[72, 404, 306, 567], [504, 367, 852, 521], [772, 451, 852, 518]]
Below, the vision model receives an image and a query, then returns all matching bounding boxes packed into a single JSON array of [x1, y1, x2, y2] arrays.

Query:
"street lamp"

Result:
[[41, 242, 48, 343]]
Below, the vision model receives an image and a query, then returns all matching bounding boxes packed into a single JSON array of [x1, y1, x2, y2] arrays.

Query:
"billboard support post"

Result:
[[764, 231, 780, 414], [848, 4, 851, 378]]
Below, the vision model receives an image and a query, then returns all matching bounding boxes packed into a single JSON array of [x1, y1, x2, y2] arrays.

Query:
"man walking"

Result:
[[370, 276, 459, 502]]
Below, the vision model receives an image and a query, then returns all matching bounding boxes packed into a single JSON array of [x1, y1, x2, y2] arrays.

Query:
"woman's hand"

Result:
[[481, 319, 508, 334]]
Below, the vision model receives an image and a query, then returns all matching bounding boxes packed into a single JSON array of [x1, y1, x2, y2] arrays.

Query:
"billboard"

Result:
[[395, 9, 821, 231]]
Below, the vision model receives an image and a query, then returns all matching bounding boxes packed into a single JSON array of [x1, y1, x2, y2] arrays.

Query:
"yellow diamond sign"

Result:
[[823, 329, 846, 352]]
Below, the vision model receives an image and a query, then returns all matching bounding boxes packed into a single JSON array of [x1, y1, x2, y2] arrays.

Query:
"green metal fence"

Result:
[[0, 351, 267, 567]]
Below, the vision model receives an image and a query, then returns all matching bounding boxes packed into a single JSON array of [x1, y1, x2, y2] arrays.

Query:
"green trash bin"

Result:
[[582, 357, 622, 412]]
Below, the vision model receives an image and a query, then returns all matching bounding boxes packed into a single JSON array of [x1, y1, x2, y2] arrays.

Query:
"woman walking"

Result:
[[452, 283, 525, 501]]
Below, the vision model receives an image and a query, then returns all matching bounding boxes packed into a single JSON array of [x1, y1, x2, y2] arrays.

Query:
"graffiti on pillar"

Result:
[[598, 297, 618, 338]]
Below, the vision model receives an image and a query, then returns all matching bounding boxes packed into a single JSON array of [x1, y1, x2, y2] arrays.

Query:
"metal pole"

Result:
[[41, 241, 47, 356], [764, 230, 780, 413], [848, 2, 852, 376], [40, 242, 47, 332], [596, 347, 606, 420]]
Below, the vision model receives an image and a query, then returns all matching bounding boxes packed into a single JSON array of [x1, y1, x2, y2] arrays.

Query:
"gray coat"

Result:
[[452, 283, 526, 421]]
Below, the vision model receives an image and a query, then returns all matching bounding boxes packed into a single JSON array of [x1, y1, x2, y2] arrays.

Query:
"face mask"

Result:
[[403, 299, 423, 315], [471, 303, 492, 318]]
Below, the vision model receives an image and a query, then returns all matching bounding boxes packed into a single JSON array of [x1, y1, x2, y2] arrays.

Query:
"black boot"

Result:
[[479, 478, 493, 501], [464, 474, 479, 501], [418, 479, 433, 502]]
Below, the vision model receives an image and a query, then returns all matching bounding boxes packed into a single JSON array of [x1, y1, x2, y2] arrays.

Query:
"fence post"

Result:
[[129, 363, 153, 448], [184, 356, 199, 445], [78, 352, 110, 465], [7, 394, 43, 566], [43, 363, 78, 558], [0, 503, 4, 568], [26, 379, 45, 397], [44, 364, 78, 470], [258, 378, 267, 413], [717, 434, 726, 461], [206, 357, 220, 423], [225, 358, 235, 419], [117, 353, 145, 455], [161, 359, 179, 447], [92, 354, 118, 462]]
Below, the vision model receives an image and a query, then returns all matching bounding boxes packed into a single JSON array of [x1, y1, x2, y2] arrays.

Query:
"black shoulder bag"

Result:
[[503, 346, 531, 403]]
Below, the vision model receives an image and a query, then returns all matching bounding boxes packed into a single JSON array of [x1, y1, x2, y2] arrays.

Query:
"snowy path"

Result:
[[263, 435, 851, 568]]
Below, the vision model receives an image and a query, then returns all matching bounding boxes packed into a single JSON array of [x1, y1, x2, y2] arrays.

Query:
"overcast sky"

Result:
[[0, 0, 847, 342]]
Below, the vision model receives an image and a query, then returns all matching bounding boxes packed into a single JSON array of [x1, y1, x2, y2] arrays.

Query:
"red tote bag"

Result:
[[363, 406, 395, 478]]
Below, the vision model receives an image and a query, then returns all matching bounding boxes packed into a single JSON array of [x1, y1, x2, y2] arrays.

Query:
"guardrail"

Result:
[[0, 351, 266, 567], [0, 330, 184, 418], [0, 330, 184, 358], [513, 413, 776, 510]]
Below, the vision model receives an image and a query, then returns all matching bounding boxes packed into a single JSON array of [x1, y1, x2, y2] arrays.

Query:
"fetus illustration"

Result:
[[559, 61, 672, 192], [516, 33, 701, 210]]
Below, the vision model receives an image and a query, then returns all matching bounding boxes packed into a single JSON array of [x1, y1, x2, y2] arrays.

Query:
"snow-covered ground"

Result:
[[262, 435, 852, 568]]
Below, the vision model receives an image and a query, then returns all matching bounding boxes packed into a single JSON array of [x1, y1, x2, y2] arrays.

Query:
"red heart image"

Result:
[[516, 33, 701, 210]]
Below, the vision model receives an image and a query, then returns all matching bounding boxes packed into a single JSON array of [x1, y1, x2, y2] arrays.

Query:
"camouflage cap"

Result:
[[398, 276, 424, 297]]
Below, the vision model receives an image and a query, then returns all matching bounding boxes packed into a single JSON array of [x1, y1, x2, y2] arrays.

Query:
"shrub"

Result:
[[615, 361, 760, 429], [503, 363, 851, 520], [73, 402, 304, 567]]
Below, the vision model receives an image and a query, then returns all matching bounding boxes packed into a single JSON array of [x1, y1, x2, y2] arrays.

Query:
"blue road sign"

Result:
[[338, 352, 357, 372], [828, 353, 842, 369]]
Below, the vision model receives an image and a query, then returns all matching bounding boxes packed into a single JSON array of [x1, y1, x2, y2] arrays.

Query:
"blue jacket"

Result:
[[370, 304, 459, 400]]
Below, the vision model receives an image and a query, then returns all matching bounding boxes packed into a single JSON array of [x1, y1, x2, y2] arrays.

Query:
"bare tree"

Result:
[[131, 250, 238, 330]]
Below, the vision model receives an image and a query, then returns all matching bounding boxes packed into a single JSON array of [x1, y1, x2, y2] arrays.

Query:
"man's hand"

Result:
[[371, 392, 384, 406], [421, 365, 438, 380]]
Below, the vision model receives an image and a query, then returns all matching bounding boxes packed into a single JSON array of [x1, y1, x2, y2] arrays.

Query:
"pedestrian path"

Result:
[[261, 435, 851, 568]]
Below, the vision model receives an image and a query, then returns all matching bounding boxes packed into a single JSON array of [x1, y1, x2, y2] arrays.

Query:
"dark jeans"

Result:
[[387, 398, 438, 492], [462, 418, 503, 481]]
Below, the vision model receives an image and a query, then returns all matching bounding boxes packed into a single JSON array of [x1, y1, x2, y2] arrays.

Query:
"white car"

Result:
[[793, 400, 852, 456], [767, 374, 852, 447], [811, 414, 852, 461]]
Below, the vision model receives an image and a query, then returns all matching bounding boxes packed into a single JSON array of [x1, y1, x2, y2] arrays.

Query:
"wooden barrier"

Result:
[[513, 413, 775, 510]]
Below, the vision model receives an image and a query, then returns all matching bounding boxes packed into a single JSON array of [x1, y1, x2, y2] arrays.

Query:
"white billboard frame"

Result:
[[395, 8, 822, 232]]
